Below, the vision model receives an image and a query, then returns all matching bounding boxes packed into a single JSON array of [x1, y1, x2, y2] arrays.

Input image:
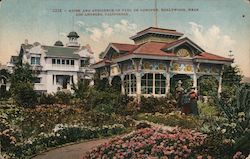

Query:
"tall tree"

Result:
[[10, 62, 37, 107]]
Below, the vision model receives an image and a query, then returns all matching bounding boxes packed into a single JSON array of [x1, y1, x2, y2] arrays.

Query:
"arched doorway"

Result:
[[111, 76, 121, 92], [96, 78, 109, 91], [0, 75, 7, 99], [170, 74, 192, 94], [197, 75, 218, 97]]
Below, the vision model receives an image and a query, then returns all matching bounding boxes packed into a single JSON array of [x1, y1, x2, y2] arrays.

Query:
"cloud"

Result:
[[86, 27, 103, 42], [85, 19, 137, 42], [114, 19, 137, 33], [76, 20, 85, 27], [188, 22, 235, 55], [244, 0, 250, 4], [59, 32, 67, 37]]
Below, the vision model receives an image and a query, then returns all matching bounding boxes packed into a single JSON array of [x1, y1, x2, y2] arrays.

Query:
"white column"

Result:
[[108, 76, 112, 86], [121, 75, 125, 95], [53, 75, 56, 85], [136, 72, 141, 102], [152, 73, 155, 96], [193, 64, 198, 92], [218, 65, 224, 98], [166, 72, 170, 94], [218, 75, 222, 97]]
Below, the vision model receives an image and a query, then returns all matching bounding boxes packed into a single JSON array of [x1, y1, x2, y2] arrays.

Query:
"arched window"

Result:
[[124, 74, 137, 95], [131, 74, 137, 94], [155, 74, 166, 94], [141, 73, 153, 94], [124, 75, 129, 94]]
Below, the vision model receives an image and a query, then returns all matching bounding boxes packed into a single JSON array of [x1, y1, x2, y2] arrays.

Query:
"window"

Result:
[[71, 60, 74, 66], [80, 59, 89, 67], [141, 73, 153, 94], [66, 60, 70, 65], [56, 59, 61, 64], [34, 77, 41, 83], [124, 74, 137, 95], [155, 74, 166, 94], [124, 75, 129, 94], [31, 57, 40, 65], [62, 59, 65, 65], [52, 59, 56, 64], [131, 74, 137, 94]]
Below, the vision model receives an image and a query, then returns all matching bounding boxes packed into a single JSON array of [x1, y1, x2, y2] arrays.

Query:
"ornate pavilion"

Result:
[[92, 27, 233, 97]]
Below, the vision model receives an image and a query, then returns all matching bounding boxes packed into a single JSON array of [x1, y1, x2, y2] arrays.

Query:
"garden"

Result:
[[0, 63, 250, 158]]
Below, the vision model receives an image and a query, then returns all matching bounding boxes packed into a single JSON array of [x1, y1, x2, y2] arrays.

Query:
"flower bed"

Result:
[[8, 123, 126, 158], [84, 126, 210, 159]]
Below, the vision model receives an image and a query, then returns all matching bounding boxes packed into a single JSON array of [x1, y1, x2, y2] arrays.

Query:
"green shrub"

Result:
[[39, 93, 57, 105], [12, 82, 37, 108], [198, 101, 219, 117], [140, 96, 176, 114], [93, 103, 114, 114], [55, 91, 72, 105]]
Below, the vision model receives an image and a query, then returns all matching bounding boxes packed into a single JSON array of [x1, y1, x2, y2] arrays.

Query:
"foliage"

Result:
[[220, 65, 243, 105], [222, 65, 242, 87], [10, 62, 38, 108], [197, 101, 219, 117], [0, 104, 22, 157], [198, 75, 218, 96], [38, 93, 57, 105], [85, 126, 209, 159], [10, 63, 35, 87], [135, 112, 201, 129], [72, 80, 90, 100], [140, 96, 177, 114], [10, 124, 126, 158], [200, 84, 250, 156], [54, 91, 72, 105], [11, 82, 37, 108]]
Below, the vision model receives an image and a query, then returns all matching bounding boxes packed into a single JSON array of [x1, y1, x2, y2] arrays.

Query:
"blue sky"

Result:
[[0, 0, 249, 76]]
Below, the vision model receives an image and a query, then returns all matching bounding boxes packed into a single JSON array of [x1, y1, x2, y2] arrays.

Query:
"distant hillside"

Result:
[[242, 76, 250, 83]]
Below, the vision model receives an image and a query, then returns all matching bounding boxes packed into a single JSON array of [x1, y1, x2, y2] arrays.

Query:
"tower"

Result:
[[66, 31, 80, 48]]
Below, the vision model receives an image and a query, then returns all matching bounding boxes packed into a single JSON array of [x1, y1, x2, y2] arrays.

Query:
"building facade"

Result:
[[92, 27, 233, 97], [8, 31, 95, 93]]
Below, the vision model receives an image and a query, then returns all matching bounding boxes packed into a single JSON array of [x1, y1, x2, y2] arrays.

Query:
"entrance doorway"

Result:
[[170, 74, 192, 94]]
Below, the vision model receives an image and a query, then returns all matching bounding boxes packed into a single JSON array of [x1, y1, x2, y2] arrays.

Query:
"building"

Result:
[[92, 27, 233, 97], [8, 31, 95, 93]]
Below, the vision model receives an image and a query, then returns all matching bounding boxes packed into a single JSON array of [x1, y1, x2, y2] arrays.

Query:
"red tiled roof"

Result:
[[133, 42, 176, 57], [131, 27, 183, 39], [92, 59, 112, 65], [194, 52, 233, 62], [162, 38, 187, 50], [111, 43, 138, 52], [99, 40, 232, 63]]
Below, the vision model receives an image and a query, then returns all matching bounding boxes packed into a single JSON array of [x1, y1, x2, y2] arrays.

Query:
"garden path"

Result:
[[32, 138, 111, 159]]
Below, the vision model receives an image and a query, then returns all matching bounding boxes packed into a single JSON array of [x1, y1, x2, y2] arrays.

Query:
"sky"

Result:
[[0, 0, 250, 77]]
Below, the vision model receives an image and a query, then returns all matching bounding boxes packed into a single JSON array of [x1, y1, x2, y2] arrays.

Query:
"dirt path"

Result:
[[32, 138, 111, 159]]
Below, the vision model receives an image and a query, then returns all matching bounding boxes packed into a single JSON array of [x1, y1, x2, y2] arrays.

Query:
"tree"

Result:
[[222, 65, 242, 87], [10, 62, 37, 107], [220, 65, 243, 105]]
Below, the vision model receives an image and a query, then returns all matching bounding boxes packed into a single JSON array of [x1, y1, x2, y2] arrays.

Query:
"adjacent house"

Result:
[[92, 27, 233, 97], [8, 31, 95, 93]]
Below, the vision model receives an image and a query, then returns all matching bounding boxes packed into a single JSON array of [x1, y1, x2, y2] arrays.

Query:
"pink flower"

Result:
[[197, 155, 203, 159]]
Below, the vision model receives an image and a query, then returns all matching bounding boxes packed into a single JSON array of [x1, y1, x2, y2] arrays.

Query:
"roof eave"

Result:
[[129, 31, 183, 40], [194, 58, 233, 65]]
